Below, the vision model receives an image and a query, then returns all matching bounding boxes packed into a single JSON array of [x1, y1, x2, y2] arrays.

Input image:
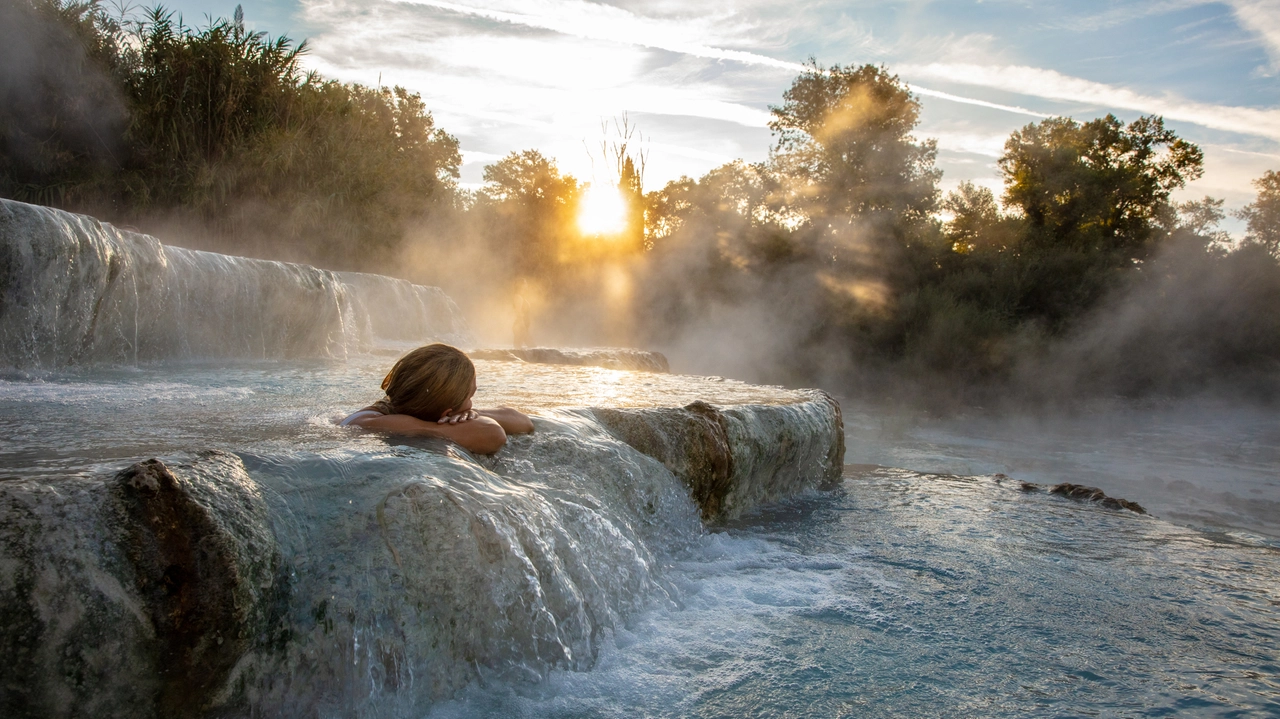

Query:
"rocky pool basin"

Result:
[[0, 356, 844, 718]]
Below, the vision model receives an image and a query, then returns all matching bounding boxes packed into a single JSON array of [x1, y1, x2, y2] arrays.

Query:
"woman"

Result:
[[341, 344, 533, 454]]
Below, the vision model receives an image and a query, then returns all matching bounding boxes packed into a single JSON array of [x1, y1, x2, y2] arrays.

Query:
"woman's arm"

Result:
[[476, 407, 534, 434], [350, 413, 509, 454]]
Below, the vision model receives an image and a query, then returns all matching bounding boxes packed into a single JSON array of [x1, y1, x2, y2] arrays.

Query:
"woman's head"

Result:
[[380, 344, 476, 422]]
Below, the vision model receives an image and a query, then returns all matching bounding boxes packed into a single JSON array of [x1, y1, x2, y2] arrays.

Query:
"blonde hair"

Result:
[[375, 344, 475, 422]]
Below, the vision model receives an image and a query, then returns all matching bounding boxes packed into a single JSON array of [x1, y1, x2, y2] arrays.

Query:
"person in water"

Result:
[[340, 343, 533, 454]]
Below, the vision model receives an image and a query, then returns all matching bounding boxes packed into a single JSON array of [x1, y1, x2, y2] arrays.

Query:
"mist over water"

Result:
[[424, 469, 1280, 718], [2, 200, 1279, 716], [2, 0, 1279, 713], [844, 397, 1280, 538]]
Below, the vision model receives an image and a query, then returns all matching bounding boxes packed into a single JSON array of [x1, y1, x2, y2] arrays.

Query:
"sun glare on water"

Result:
[[578, 184, 628, 236]]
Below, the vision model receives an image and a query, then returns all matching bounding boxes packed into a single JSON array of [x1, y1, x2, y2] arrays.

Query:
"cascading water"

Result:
[[0, 200, 471, 369], [1, 200, 1277, 718], [0, 200, 844, 716]]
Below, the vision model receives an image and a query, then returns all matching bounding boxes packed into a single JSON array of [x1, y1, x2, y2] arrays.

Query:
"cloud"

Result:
[[288, 0, 1276, 193], [910, 86, 1046, 118], [1036, 0, 1213, 32], [1224, 0, 1280, 69], [461, 149, 506, 165], [901, 62, 1280, 141], [928, 130, 1009, 158], [385, 0, 1056, 119], [392, 0, 802, 70], [300, 4, 775, 129]]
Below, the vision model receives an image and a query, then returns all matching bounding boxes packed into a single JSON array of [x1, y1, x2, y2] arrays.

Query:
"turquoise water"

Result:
[[2, 361, 1278, 716], [430, 468, 1280, 718], [6, 201, 1276, 715]]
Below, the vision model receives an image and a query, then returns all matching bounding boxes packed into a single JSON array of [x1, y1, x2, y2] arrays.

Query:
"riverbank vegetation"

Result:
[[4, 0, 1279, 401], [1, 0, 459, 268]]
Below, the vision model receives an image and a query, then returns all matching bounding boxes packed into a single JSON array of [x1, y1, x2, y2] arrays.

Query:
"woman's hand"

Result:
[[438, 409, 479, 425]]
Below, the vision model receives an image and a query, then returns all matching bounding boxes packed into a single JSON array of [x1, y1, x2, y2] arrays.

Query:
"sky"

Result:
[[162, 0, 1280, 231]]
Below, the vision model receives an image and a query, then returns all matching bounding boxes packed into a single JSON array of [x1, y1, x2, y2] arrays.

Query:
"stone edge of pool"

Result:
[[0, 391, 843, 718]]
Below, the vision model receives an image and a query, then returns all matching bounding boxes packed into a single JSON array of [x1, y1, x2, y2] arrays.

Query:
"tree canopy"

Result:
[[478, 150, 580, 275], [769, 62, 940, 227], [999, 114, 1203, 258], [1238, 170, 1280, 256], [0, 0, 460, 269]]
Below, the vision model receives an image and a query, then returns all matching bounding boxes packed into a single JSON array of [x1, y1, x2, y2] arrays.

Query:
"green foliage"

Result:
[[476, 150, 580, 277], [1238, 170, 1280, 256], [636, 67, 1270, 393], [1, 1, 459, 270], [942, 182, 1019, 254], [999, 114, 1203, 258], [638, 65, 946, 378], [0, 0, 128, 206], [769, 62, 940, 225], [118, 5, 308, 201]]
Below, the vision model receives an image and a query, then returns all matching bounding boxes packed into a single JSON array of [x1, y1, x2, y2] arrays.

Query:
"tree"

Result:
[[479, 150, 580, 276], [1237, 170, 1280, 256], [942, 182, 1018, 254], [999, 114, 1203, 258], [0, 0, 128, 207], [643, 160, 801, 276], [594, 114, 647, 250], [1, 2, 462, 271], [1173, 196, 1230, 247], [769, 62, 940, 227]]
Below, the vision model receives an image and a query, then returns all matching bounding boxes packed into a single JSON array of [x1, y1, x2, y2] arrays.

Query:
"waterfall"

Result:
[[0, 200, 846, 718], [0, 392, 844, 717], [0, 199, 472, 368]]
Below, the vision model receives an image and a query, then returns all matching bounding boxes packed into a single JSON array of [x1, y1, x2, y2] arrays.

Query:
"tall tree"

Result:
[[941, 181, 1017, 254], [769, 62, 940, 230], [1, 2, 461, 271], [1237, 170, 1280, 256], [999, 114, 1203, 259], [479, 150, 580, 277]]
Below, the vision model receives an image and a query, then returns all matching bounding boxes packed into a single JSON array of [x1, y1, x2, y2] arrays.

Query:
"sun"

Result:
[[577, 183, 628, 236]]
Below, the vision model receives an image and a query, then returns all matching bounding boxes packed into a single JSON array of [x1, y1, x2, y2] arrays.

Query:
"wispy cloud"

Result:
[[910, 87, 1046, 118], [301, 1, 774, 128], [1036, 0, 1214, 32], [392, 0, 800, 70], [284, 0, 1276, 194], [929, 130, 1009, 158], [1224, 0, 1280, 69], [389, 0, 1054, 118], [902, 62, 1280, 140]]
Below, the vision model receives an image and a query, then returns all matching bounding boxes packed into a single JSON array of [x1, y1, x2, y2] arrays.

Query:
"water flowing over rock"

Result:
[[0, 199, 471, 368], [592, 392, 844, 521], [0, 201, 847, 717], [0, 392, 843, 717]]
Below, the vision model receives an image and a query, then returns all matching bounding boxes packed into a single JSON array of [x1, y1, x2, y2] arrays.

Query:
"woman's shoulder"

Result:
[[339, 408, 386, 427]]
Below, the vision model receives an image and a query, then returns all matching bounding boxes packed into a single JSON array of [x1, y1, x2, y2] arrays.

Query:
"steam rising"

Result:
[[2, 5, 1278, 411]]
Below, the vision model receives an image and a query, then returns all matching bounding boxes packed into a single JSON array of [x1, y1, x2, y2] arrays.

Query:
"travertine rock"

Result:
[[0, 391, 846, 717], [0, 453, 284, 718], [593, 390, 845, 521], [469, 347, 670, 372], [1047, 482, 1147, 514]]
